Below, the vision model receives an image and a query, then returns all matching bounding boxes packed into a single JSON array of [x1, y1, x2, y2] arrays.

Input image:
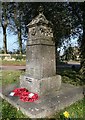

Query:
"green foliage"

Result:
[[58, 67, 83, 86], [2, 2, 83, 49], [21, 2, 82, 47], [80, 59, 85, 84], [1, 2, 84, 71], [62, 46, 79, 61]]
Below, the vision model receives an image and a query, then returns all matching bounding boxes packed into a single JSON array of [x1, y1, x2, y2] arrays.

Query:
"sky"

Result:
[[0, 27, 19, 52], [0, 26, 78, 54]]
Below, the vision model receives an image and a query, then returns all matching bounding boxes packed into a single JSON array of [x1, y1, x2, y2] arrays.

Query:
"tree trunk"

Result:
[[55, 41, 57, 74], [18, 29, 22, 55], [2, 26, 7, 54], [2, 2, 8, 54]]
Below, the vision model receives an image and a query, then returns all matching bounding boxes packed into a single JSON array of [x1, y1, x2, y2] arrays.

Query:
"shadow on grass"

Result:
[[57, 66, 83, 86]]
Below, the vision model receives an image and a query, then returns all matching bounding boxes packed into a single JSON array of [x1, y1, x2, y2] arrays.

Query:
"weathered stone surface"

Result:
[[20, 11, 61, 95], [0, 83, 84, 118], [20, 75, 61, 96], [27, 13, 51, 28], [26, 13, 55, 79], [26, 45, 56, 79]]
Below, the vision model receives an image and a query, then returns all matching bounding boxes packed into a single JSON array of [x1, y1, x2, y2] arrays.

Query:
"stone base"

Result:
[[20, 75, 61, 96], [0, 83, 84, 118]]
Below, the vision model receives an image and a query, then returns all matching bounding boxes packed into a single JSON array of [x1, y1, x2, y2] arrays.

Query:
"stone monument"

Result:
[[20, 7, 61, 96], [0, 7, 83, 118]]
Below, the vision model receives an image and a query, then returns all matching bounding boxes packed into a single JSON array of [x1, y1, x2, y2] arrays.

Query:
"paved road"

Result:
[[0, 62, 80, 71], [58, 63, 80, 68], [0, 65, 26, 71]]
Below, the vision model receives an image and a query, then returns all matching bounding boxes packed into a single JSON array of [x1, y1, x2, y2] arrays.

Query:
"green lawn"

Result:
[[1, 70, 27, 119], [0, 62, 84, 119], [1, 60, 26, 66], [53, 98, 84, 119], [1, 70, 24, 85], [1, 99, 27, 119]]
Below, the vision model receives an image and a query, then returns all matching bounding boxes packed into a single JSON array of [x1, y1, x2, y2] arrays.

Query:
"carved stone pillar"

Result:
[[20, 12, 61, 96]]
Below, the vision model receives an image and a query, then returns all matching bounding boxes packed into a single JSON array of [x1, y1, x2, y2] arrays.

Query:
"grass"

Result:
[[1, 70, 27, 119], [57, 67, 83, 86], [53, 98, 84, 119], [1, 99, 27, 119], [1, 70, 24, 85], [1, 60, 26, 66], [1, 61, 84, 119]]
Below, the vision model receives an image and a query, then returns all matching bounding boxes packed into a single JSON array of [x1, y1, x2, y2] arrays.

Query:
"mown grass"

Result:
[[1, 61, 84, 119], [1, 60, 26, 66], [1, 99, 27, 119], [53, 98, 84, 119], [1, 70, 24, 85], [1, 70, 27, 119]]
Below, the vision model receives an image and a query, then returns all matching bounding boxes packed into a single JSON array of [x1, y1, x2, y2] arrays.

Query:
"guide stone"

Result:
[[20, 11, 61, 96], [0, 7, 84, 119]]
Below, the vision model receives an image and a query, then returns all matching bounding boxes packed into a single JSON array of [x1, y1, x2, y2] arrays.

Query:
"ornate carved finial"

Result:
[[38, 5, 44, 14]]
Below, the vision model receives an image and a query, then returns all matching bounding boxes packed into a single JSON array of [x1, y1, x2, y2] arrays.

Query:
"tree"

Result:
[[6, 2, 84, 71], [68, 2, 84, 81], [79, 3, 85, 80], [1, 2, 15, 54], [63, 46, 74, 61], [1, 3, 8, 54], [17, 2, 78, 71], [20, 2, 74, 46], [1, 3, 84, 73], [3, 2, 26, 54], [14, 3, 22, 54], [8, 2, 25, 54]]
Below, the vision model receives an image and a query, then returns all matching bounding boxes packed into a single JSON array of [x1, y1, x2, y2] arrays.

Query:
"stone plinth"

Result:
[[0, 83, 84, 118], [20, 12, 61, 95], [20, 75, 61, 96]]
